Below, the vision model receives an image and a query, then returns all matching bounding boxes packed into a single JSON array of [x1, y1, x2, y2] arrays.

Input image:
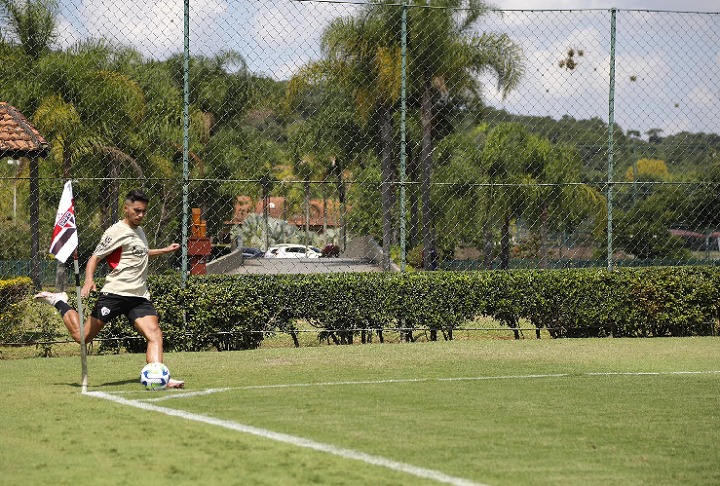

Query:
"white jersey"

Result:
[[93, 220, 150, 299]]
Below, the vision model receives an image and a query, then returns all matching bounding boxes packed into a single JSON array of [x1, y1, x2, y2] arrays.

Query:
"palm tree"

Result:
[[286, 83, 363, 250], [407, 0, 524, 268], [0, 0, 58, 61], [482, 122, 530, 269], [521, 136, 606, 267], [289, 9, 403, 270]]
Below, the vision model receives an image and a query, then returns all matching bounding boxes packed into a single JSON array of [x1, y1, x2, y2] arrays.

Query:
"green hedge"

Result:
[[94, 267, 720, 353], [0, 277, 34, 343]]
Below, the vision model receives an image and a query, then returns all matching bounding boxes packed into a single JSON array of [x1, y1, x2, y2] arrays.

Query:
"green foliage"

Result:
[[94, 268, 719, 354], [0, 277, 33, 343], [0, 0, 58, 61], [234, 213, 299, 249]]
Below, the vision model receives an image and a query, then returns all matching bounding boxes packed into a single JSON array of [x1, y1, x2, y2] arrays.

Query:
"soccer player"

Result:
[[36, 189, 184, 388]]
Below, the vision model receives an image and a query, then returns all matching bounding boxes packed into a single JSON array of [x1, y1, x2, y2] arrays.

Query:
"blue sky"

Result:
[[49, 0, 719, 136]]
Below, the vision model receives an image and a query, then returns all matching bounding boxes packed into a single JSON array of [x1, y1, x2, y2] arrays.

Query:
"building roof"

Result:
[[228, 195, 342, 229], [0, 102, 50, 158]]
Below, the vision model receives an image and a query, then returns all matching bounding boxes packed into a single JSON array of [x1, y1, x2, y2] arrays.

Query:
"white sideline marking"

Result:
[[140, 370, 720, 403], [587, 370, 720, 376], [142, 387, 232, 401], [142, 374, 568, 402], [86, 391, 487, 486]]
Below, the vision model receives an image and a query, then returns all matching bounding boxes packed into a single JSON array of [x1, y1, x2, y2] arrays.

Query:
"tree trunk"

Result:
[[501, 213, 511, 270], [482, 219, 494, 270], [409, 153, 420, 248], [420, 83, 434, 270], [322, 194, 328, 244], [304, 179, 310, 247], [539, 202, 549, 269], [290, 331, 300, 348], [380, 106, 394, 271], [29, 156, 41, 289], [332, 156, 347, 251], [262, 184, 270, 251]]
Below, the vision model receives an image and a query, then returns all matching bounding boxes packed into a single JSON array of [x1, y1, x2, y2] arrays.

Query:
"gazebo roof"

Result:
[[0, 102, 50, 158]]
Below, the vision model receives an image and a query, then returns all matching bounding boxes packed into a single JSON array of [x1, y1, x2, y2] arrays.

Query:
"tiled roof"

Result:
[[0, 102, 50, 157], [228, 195, 342, 229]]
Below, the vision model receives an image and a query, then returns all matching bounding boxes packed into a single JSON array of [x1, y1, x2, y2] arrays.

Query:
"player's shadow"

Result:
[[96, 378, 137, 387], [65, 378, 137, 388]]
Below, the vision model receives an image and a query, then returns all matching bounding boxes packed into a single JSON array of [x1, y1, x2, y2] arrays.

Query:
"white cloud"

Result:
[[54, 15, 80, 51], [493, 0, 719, 11], [688, 85, 718, 105], [79, 0, 226, 58], [252, 2, 354, 51]]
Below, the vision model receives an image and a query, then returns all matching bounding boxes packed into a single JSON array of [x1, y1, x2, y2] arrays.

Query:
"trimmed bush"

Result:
[[90, 267, 719, 354], [0, 277, 34, 344]]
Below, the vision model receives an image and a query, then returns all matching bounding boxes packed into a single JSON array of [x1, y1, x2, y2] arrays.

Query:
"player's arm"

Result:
[[81, 254, 102, 297], [148, 243, 181, 258]]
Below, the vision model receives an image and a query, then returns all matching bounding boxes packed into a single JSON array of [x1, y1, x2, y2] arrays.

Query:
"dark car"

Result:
[[241, 247, 264, 258]]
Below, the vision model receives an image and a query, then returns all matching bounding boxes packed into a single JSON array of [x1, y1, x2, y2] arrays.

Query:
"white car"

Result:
[[264, 244, 322, 259]]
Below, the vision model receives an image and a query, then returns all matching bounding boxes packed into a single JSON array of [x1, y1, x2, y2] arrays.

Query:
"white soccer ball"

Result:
[[140, 362, 170, 391]]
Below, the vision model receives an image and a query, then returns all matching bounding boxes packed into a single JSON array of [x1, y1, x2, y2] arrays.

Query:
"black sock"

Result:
[[54, 301, 72, 318]]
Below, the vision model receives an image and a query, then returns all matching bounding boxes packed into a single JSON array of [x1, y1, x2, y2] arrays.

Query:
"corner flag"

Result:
[[51, 180, 88, 392], [50, 181, 78, 263]]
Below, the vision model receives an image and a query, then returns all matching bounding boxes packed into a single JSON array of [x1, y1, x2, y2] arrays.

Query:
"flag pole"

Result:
[[51, 180, 85, 391], [74, 252, 88, 392]]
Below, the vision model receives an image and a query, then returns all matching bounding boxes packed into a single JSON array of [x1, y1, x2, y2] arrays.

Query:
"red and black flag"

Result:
[[49, 181, 78, 263]]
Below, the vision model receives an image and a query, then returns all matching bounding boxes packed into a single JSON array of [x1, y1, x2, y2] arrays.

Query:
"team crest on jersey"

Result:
[[95, 236, 114, 254], [130, 244, 147, 257]]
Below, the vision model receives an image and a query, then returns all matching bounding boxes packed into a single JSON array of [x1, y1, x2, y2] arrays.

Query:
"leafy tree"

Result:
[[0, 0, 57, 61], [624, 158, 670, 182], [481, 122, 531, 268], [407, 0, 524, 268], [290, 6, 402, 269]]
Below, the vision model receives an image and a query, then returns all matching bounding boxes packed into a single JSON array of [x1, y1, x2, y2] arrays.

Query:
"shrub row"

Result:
[[0, 277, 34, 342], [94, 267, 720, 353]]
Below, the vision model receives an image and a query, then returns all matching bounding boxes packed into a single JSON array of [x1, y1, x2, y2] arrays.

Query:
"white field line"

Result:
[[85, 390, 487, 486], [140, 370, 720, 403]]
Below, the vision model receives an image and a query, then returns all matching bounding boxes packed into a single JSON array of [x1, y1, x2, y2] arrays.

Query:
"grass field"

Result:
[[1, 338, 719, 485]]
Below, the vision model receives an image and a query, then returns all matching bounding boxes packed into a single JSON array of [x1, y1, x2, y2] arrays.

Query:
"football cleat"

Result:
[[167, 378, 185, 389], [34, 291, 69, 306]]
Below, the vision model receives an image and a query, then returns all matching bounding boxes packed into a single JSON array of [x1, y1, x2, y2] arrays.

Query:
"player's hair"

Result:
[[125, 189, 149, 204]]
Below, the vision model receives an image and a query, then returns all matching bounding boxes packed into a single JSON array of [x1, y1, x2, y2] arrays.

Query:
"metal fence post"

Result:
[[399, 2, 408, 272], [606, 8, 617, 272], [181, 0, 191, 285]]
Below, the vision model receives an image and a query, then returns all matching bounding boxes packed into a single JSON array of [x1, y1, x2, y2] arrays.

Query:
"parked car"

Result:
[[241, 247, 264, 258], [264, 244, 322, 258]]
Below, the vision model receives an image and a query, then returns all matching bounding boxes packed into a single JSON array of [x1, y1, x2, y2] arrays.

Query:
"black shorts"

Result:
[[91, 293, 158, 324]]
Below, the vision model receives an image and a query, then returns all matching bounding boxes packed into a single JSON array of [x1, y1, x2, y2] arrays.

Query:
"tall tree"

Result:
[[408, 0, 524, 268], [0, 0, 57, 61], [289, 8, 402, 270], [482, 122, 530, 269]]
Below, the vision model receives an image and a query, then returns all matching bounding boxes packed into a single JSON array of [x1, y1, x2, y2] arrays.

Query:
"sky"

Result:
[[47, 0, 720, 137], [494, 0, 718, 11]]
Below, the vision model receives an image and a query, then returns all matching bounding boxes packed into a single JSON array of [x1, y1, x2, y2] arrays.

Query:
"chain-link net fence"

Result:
[[0, 2, 718, 340]]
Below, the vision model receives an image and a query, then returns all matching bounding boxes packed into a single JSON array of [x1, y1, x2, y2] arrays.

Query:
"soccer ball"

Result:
[[140, 362, 170, 391]]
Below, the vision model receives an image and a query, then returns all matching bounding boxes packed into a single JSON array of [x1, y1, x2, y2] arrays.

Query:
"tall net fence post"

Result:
[[607, 7, 617, 271]]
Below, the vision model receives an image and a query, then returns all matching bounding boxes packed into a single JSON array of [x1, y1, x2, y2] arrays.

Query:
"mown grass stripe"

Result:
[[86, 391, 488, 486], [139, 370, 720, 403]]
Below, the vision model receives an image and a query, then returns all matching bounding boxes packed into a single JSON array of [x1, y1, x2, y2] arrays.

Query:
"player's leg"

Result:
[[35, 291, 105, 343], [133, 314, 164, 363], [131, 304, 184, 389]]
